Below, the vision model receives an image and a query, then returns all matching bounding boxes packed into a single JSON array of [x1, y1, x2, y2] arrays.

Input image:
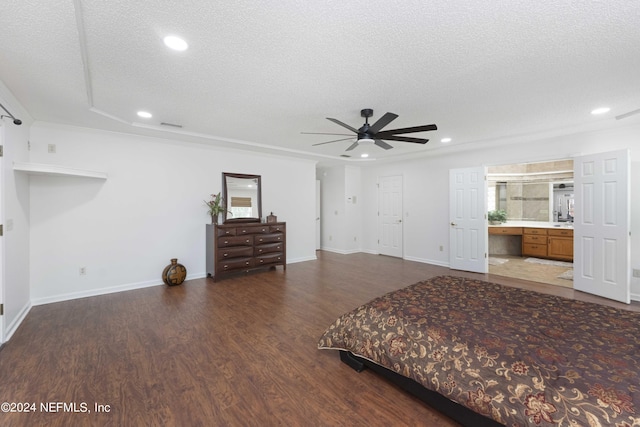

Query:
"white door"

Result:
[[449, 167, 488, 273], [574, 149, 630, 303], [0, 123, 4, 342], [315, 180, 321, 250], [378, 175, 403, 257]]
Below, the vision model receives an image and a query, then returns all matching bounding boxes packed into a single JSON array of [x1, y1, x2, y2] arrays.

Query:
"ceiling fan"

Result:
[[304, 108, 437, 151]]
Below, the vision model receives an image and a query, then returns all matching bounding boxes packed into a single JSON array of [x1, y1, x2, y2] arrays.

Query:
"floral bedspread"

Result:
[[318, 275, 640, 426]]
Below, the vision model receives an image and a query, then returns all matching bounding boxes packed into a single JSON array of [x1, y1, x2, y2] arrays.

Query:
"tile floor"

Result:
[[489, 255, 573, 288]]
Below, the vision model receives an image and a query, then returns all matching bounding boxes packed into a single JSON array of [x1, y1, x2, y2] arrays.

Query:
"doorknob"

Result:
[[398, 219, 402, 223], [450, 222, 457, 226]]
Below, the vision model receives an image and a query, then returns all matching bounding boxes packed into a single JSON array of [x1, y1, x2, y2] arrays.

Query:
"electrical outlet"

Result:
[[48, 144, 56, 153], [633, 269, 640, 278], [439, 245, 444, 252], [79, 267, 86, 275]]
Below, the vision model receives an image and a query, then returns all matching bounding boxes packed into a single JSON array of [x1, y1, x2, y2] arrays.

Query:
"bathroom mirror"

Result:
[[222, 172, 262, 223]]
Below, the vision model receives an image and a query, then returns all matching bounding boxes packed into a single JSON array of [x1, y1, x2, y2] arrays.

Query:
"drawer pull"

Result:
[[245, 261, 250, 265], [224, 254, 228, 257]]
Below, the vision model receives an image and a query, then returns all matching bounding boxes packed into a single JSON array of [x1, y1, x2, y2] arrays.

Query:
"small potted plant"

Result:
[[487, 209, 507, 225], [205, 192, 226, 225]]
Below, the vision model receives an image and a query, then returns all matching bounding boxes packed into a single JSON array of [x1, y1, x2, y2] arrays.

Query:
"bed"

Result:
[[318, 275, 639, 426]]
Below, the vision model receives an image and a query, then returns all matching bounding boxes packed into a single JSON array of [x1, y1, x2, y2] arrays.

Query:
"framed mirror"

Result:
[[222, 172, 262, 223]]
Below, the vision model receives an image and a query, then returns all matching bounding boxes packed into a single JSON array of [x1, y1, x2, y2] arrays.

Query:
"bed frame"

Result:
[[340, 350, 503, 427]]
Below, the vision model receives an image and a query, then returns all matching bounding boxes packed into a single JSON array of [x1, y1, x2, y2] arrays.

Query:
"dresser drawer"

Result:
[[255, 242, 283, 256], [236, 225, 271, 235], [523, 234, 546, 244], [269, 224, 285, 233], [256, 253, 284, 266], [220, 257, 254, 271], [217, 227, 236, 237], [255, 233, 284, 244], [218, 235, 253, 247], [523, 243, 547, 257], [218, 246, 254, 261]]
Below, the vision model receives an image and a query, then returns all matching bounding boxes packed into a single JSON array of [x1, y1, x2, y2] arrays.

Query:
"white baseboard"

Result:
[[29, 257, 320, 307], [287, 255, 317, 264], [31, 273, 207, 306], [3, 300, 32, 343], [320, 246, 361, 255], [403, 255, 450, 268]]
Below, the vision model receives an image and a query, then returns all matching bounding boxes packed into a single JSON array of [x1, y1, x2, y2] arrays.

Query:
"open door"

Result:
[[378, 175, 403, 258], [0, 123, 4, 342], [316, 180, 321, 250], [449, 167, 488, 273], [574, 149, 630, 303]]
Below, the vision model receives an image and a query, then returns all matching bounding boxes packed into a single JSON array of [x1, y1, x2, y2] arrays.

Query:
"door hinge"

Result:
[[485, 252, 487, 258], [0, 304, 3, 316], [0, 224, 3, 236], [0, 145, 3, 157]]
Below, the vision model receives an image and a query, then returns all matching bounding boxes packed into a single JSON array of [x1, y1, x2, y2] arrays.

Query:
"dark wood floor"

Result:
[[1, 251, 638, 427]]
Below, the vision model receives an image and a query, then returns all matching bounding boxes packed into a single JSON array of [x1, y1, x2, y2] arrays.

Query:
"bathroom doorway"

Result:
[[487, 159, 574, 288]]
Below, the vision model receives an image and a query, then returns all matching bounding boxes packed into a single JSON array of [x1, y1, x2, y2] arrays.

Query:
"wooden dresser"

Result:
[[206, 222, 286, 282]]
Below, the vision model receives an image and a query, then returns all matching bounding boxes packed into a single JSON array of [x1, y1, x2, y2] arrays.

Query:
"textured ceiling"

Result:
[[1, 1, 639, 163]]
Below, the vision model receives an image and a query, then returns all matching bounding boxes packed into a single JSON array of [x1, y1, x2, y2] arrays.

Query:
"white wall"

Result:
[[325, 122, 640, 298], [28, 122, 317, 304], [0, 82, 32, 341]]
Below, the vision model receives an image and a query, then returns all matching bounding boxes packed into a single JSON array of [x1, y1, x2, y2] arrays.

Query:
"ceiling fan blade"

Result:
[[368, 112, 398, 134], [301, 132, 354, 136], [376, 124, 438, 136], [312, 137, 356, 146], [326, 117, 359, 133], [381, 135, 429, 144], [345, 141, 359, 151], [615, 108, 640, 120], [374, 139, 393, 150]]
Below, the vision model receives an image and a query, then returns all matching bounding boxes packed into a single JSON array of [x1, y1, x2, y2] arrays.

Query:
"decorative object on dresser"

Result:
[[206, 222, 286, 282], [266, 212, 277, 223], [204, 192, 226, 225], [162, 258, 187, 286], [222, 172, 262, 223]]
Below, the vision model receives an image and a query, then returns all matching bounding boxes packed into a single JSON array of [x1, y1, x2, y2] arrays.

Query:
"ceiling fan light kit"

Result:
[[308, 108, 437, 152]]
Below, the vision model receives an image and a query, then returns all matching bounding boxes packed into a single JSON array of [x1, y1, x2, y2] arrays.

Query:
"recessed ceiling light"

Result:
[[591, 107, 610, 115], [361, 153, 369, 158], [137, 111, 152, 118], [163, 35, 188, 51], [441, 137, 452, 143]]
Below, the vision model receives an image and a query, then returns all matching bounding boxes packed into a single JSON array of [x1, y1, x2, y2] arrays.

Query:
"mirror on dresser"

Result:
[[222, 172, 262, 223]]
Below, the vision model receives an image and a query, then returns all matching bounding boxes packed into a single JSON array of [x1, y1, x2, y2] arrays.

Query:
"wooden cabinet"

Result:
[[522, 228, 548, 258], [206, 222, 286, 282], [547, 228, 573, 261]]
